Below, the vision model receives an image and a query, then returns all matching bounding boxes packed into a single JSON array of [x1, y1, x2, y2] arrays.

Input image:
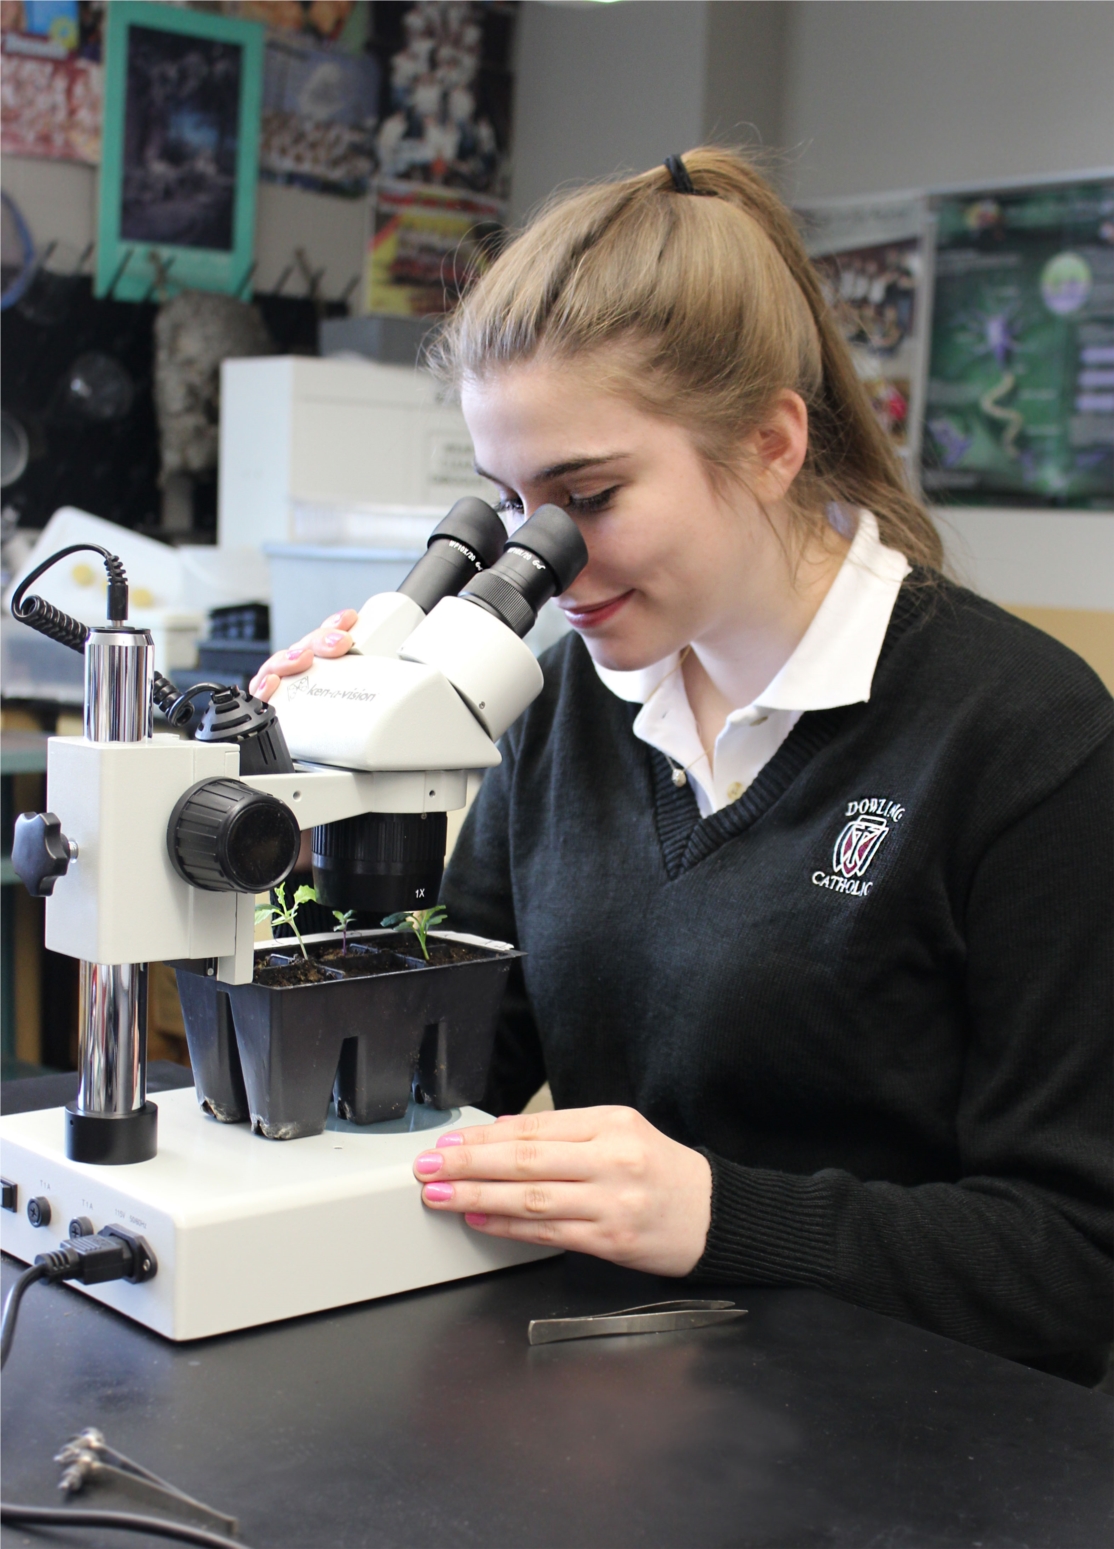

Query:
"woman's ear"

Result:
[[745, 391, 809, 502]]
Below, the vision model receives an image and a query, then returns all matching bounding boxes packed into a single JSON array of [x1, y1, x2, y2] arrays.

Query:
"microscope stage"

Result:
[[0, 1087, 556, 1341]]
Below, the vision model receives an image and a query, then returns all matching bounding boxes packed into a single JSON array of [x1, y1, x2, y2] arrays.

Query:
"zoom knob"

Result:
[[167, 778, 300, 893]]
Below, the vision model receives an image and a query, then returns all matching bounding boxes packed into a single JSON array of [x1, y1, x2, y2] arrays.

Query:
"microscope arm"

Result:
[[39, 653, 506, 987]]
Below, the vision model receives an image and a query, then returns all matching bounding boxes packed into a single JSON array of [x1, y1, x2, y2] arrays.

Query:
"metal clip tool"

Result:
[[55, 1428, 239, 1539], [528, 1298, 747, 1346]]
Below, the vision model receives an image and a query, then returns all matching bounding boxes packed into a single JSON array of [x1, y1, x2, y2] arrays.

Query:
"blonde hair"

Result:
[[430, 146, 943, 571]]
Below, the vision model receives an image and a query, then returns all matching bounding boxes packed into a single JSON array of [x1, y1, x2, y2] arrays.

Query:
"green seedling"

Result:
[[332, 908, 357, 954], [380, 905, 448, 962], [255, 882, 317, 960]]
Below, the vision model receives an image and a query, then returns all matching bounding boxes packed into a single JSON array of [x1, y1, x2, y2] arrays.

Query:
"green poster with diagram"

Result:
[[923, 180, 1114, 509]]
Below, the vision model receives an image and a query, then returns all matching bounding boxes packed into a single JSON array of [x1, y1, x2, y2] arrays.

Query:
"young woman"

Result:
[[252, 149, 1112, 1381]]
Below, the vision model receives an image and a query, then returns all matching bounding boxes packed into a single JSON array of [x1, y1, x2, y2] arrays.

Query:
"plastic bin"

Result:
[[264, 544, 424, 651]]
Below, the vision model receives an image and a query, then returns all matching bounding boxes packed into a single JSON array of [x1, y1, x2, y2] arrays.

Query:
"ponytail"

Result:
[[432, 146, 943, 571]]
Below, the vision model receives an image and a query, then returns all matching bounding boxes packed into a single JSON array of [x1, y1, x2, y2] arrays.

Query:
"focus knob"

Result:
[[12, 811, 77, 897], [167, 779, 299, 894]]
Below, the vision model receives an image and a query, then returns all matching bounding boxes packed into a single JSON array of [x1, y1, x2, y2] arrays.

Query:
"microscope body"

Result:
[[1, 500, 586, 1337], [14, 498, 584, 1168]]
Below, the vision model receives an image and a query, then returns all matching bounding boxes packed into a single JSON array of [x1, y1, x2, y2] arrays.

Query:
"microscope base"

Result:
[[0, 1087, 557, 1341]]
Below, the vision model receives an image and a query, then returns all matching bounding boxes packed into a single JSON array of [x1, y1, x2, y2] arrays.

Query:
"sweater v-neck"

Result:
[[642, 579, 928, 880]]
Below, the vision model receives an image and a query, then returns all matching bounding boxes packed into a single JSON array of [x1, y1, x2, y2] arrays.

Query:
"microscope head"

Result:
[[281, 501, 588, 915]]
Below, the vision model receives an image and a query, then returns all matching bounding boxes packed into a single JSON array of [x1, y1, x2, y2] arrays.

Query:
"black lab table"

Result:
[[2, 1072, 1111, 1549]]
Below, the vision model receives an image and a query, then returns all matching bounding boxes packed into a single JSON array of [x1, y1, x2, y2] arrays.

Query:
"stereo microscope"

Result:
[[0, 499, 586, 1338]]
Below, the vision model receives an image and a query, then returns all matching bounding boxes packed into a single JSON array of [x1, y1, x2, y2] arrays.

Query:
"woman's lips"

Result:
[[559, 591, 634, 630]]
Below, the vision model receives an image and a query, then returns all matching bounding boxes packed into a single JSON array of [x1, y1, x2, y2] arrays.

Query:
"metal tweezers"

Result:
[[528, 1298, 747, 1346], [55, 1428, 239, 1539]]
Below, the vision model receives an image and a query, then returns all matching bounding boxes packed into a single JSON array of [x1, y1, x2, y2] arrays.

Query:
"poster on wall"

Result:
[[94, 2, 264, 303], [369, 1, 517, 198], [259, 32, 379, 196], [0, 0, 104, 163], [365, 177, 502, 315], [922, 179, 1114, 509], [223, 1, 382, 197], [797, 194, 931, 474]]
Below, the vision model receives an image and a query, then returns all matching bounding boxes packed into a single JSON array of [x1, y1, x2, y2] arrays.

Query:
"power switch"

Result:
[[1, 1178, 16, 1213]]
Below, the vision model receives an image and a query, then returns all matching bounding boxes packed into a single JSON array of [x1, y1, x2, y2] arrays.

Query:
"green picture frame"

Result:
[[95, 2, 264, 303]]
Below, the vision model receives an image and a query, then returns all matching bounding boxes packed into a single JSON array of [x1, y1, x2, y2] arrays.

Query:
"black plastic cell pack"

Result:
[[175, 931, 521, 1139]]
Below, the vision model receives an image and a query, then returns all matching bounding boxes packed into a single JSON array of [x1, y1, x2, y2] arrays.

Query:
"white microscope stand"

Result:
[[0, 1088, 555, 1341]]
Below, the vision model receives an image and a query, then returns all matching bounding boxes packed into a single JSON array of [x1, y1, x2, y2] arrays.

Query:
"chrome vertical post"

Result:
[[65, 625, 159, 1165]]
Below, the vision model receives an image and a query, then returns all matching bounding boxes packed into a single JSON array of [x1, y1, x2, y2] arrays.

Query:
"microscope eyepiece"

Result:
[[459, 503, 588, 638], [397, 497, 508, 615]]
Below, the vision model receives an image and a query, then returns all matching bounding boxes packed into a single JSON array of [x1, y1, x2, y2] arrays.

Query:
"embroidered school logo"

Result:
[[832, 814, 889, 878], [812, 797, 904, 897]]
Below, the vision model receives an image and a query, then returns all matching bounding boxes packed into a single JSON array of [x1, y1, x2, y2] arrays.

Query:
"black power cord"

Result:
[[0, 1261, 46, 1368], [10, 541, 128, 646], [1, 1229, 154, 1369], [0, 1503, 248, 1548], [163, 680, 229, 729], [9, 541, 210, 724], [2, 1238, 253, 1545]]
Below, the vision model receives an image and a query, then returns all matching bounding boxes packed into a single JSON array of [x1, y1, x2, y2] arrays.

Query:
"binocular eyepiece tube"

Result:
[[310, 500, 589, 917], [396, 498, 508, 615], [460, 504, 589, 638]]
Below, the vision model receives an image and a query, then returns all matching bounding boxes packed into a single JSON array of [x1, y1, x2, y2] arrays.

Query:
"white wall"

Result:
[[782, 1, 1114, 201], [509, 1, 708, 223], [508, 1, 789, 223], [704, 2, 788, 151]]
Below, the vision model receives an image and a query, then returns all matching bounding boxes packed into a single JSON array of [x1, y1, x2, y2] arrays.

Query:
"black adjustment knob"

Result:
[[194, 686, 295, 776], [168, 778, 300, 894], [27, 1195, 51, 1228], [12, 811, 77, 897]]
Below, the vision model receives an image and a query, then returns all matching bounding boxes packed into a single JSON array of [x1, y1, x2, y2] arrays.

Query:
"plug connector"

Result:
[[34, 1226, 157, 1287]]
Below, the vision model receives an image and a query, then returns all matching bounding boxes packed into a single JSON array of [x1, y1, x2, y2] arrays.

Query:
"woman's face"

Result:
[[461, 356, 803, 673]]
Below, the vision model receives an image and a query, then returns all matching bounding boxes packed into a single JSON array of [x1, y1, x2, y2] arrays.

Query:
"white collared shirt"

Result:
[[593, 510, 911, 818]]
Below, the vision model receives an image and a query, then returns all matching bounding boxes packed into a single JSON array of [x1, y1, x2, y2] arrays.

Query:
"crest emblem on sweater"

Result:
[[813, 797, 904, 897], [833, 814, 889, 878]]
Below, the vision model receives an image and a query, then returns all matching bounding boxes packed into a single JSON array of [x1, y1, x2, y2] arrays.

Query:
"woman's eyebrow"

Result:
[[473, 453, 630, 484]]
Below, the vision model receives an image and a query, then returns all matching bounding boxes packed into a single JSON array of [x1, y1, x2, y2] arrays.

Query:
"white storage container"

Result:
[[219, 356, 493, 550], [265, 544, 424, 651]]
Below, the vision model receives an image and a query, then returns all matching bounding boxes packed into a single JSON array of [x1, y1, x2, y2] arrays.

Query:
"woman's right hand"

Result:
[[249, 609, 359, 702]]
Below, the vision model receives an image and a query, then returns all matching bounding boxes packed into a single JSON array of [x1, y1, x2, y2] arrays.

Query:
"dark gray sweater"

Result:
[[441, 577, 1113, 1373]]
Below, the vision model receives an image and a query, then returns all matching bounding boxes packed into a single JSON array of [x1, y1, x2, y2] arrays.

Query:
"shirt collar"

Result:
[[593, 509, 911, 712]]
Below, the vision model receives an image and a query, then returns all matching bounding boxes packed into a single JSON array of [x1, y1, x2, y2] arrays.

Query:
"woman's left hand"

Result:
[[412, 1106, 712, 1276]]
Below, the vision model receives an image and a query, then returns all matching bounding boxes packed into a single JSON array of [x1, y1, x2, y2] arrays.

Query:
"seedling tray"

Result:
[[176, 929, 521, 1140]]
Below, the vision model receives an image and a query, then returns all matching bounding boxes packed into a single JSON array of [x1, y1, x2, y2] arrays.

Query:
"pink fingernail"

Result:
[[414, 1152, 443, 1175], [423, 1182, 454, 1202], [287, 646, 306, 660], [322, 632, 343, 646], [325, 613, 342, 626], [436, 1131, 464, 1148], [465, 1212, 488, 1228]]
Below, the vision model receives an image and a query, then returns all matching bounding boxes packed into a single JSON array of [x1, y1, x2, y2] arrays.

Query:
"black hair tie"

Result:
[[664, 154, 696, 194]]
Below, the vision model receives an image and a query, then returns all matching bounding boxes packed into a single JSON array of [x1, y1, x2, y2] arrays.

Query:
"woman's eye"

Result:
[[494, 495, 525, 520], [567, 486, 618, 514]]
